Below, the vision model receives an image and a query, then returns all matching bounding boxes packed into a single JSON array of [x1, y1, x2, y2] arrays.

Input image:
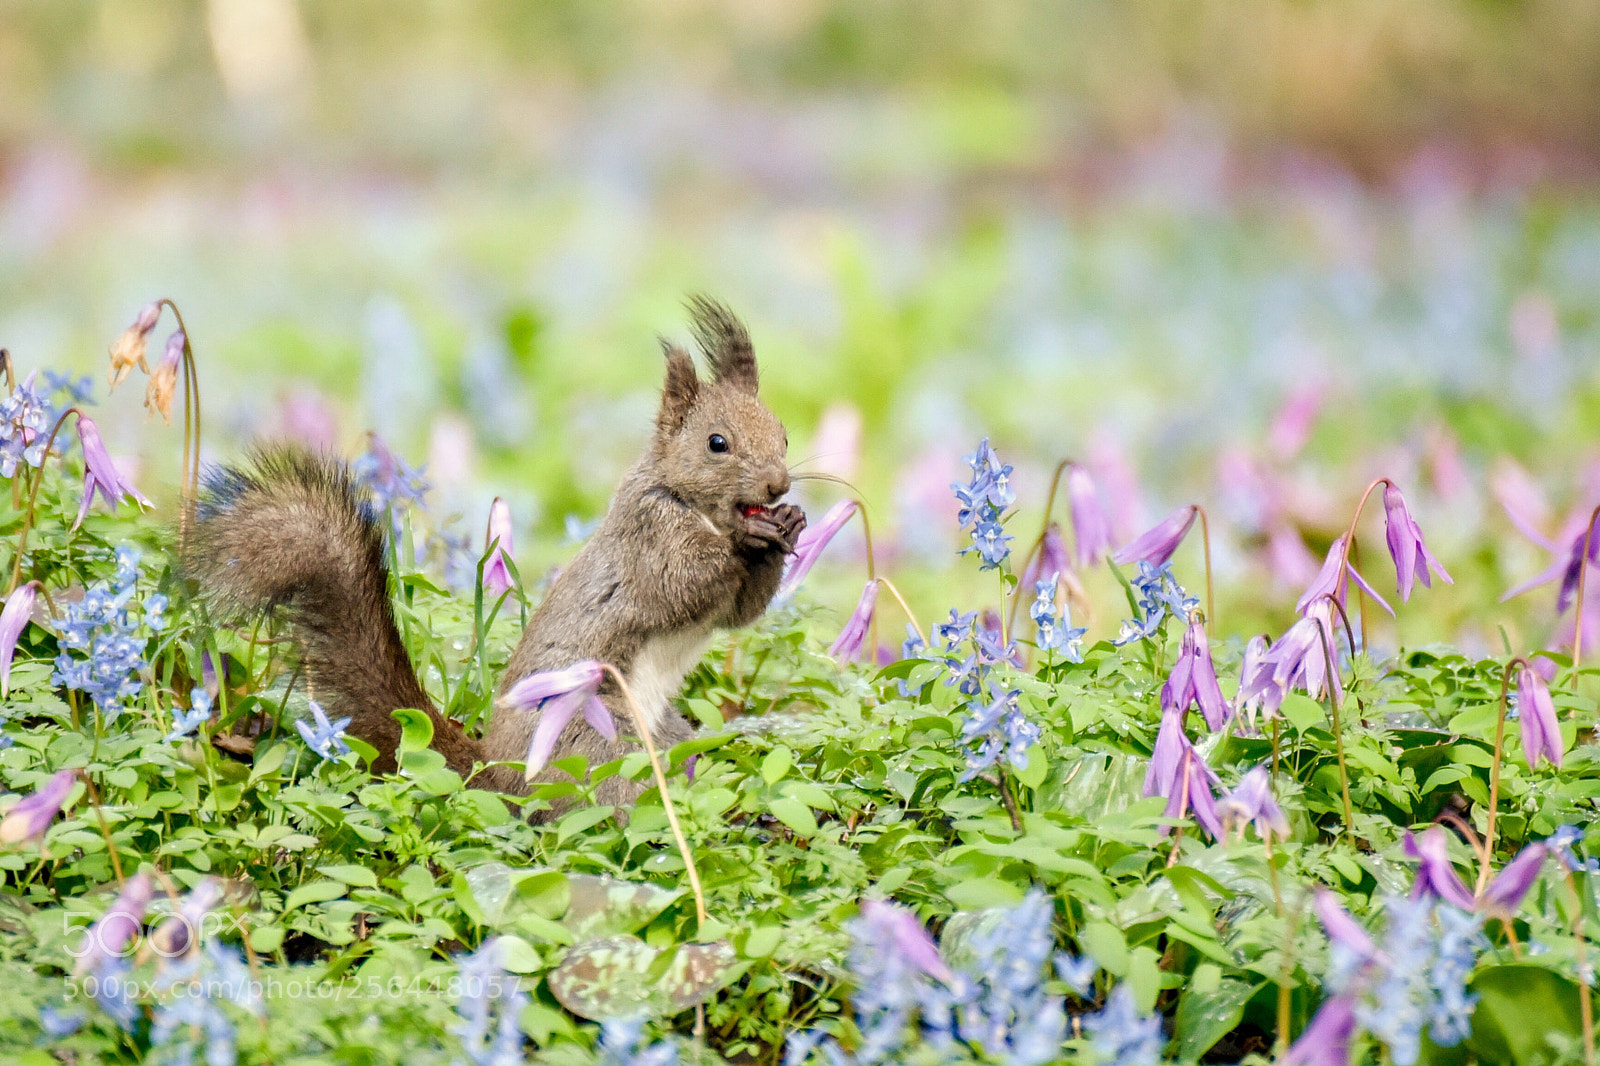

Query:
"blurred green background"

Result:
[[3, 0, 1599, 651]]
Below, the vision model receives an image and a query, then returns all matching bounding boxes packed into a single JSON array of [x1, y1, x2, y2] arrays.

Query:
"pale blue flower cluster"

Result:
[[0, 373, 51, 479], [351, 436, 430, 533], [1083, 984, 1164, 1066], [452, 938, 528, 1066], [598, 1018, 679, 1066], [150, 942, 263, 1066], [912, 609, 1039, 780], [52, 546, 162, 724], [295, 701, 352, 761], [957, 684, 1039, 783], [789, 891, 1072, 1066], [954, 439, 1015, 571], [1113, 561, 1198, 646], [1353, 895, 1486, 1066], [1029, 574, 1085, 662], [166, 688, 213, 742]]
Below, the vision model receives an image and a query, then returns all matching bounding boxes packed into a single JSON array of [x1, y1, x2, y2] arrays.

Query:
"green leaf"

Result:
[[555, 805, 616, 844], [768, 797, 818, 837], [1173, 978, 1262, 1061], [1467, 964, 1584, 1063], [1448, 702, 1500, 739], [1079, 921, 1129, 977], [496, 935, 543, 973], [318, 864, 379, 888], [1013, 749, 1047, 790], [392, 707, 434, 754], [1280, 694, 1325, 733], [761, 746, 793, 784], [284, 880, 349, 911], [742, 925, 782, 959]]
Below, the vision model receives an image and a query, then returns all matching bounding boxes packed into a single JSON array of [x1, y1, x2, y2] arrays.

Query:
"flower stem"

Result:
[[1480, 658, 1528, 892], [1335, 477, 1392, 647], [79, 771, 125, 885], [162, 300, 202, 542], [1574, 505, 1600, 670], [874, 576, 926, 647], [598, 663, 708, 927], [1314, 607, 1357, 836], [1566, 870, 1598, 1066], [1196, 504, 1215, 627], [857, 504, 879, 666], [1006, 458, 1075, 635], [7, 406, 83, 595]]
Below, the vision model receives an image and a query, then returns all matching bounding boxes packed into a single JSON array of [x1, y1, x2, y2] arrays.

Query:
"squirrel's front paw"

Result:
[[739, 503, 806, 554]]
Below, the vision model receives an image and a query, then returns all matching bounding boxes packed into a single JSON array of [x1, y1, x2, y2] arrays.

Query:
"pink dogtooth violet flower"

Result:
[[501, 661, 617, 781], [1404, 827, 1477, 911], [108, 301, 161, 390], [1162, 745, 1223, 842], [1478, 841, 1550, 916], [1382, 484, 1453, 602], [1067, 466, 1114, 568], [481, 497, 516, 599], [1143, 694, 1189, 800], [71, 415, 152, 531], [74, 872, 153, 976], [1163, 617, 1229, 731], [1217, 764, 1290, 842], [0, 768, 76, 848], [1283, 993, 1358, 1066], [0, 579, 40, 696], [1295, 534, 1392, 617], [776, 499, 859, 604], [829, 580, 879, 664], [1112, 505, 1197, 568], [1514, 663, 1563, 769], [854, 899, 954, 983]]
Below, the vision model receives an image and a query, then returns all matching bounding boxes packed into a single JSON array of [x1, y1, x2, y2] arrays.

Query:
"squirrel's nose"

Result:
[[764, 469, 790, 503]]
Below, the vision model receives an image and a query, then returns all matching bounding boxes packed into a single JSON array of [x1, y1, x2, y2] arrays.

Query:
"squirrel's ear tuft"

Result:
[[687, 295, 759, 394], [657, 340, 700, 434]]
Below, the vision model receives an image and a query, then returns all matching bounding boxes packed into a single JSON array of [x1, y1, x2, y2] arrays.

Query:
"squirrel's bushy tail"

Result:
[[184, 446, 479, 774]]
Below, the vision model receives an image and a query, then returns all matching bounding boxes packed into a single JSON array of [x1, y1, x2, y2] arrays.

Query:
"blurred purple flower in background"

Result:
[[1067, 466, 1113, 568], [1112, 505, 1197, 567], [1382, 484, 1452, 602]]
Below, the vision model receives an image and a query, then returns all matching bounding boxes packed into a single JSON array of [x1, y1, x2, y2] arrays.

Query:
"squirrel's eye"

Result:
[[707, 434, 728, 454]]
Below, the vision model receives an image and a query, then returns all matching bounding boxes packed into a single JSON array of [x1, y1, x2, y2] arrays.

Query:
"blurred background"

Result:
[[3, 0, 1600, 654]]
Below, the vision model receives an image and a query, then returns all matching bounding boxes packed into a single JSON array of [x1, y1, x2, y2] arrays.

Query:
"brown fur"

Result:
[[183, 299, 803, 816]]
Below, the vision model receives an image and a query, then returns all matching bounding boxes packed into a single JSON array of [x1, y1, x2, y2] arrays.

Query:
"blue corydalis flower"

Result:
[[166, 688, 212, 742], [953, 438, 1014, 571], [1113, 561, 1197, 646], [296, 700, 352, 761], [1029, 574, 1085, 662], [1054, 952, 1097, 997], [453, 938, 530, 1066], [0, 370, 51, 479], [1083, 983, 1163, 1066]]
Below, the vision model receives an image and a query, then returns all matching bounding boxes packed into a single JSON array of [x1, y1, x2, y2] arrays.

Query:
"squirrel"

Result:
[[184, 297, 806, 812]]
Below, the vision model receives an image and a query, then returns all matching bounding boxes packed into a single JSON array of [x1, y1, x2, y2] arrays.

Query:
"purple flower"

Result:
[[1067, 467, 1114, 568], [1163, 745, 1223, 841], [1479, 842, 1549, 916], [482, 497, 516, 599], [1314, 889, 1375, 965], [0, 768, 76, 847], [1163, 618, 1229, 731], [501, 660, 617, 780], [1234, 635, 1282, 730], [0, 580, 39, 697], [75, 872, 153, 976], [854, 899, 954, 984], [1515, 664, 1563, 769], [1283, 993, 1358, 1066], [108, 301, 160, 390], [829, 580, 879, 664], [1143, 697, 1188, 800], [1018, 523, 1070, 594], [71, 415, 151, 531], [1404, 828, 1477, 911], [1383, 485, 1453, 602], [1295, 534, 1394, 617], [1217, 764, 1290, 842], [1252, 605, 1341, 704], [777, 499, 859, 603], [1112, 505, 1197, 567]]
